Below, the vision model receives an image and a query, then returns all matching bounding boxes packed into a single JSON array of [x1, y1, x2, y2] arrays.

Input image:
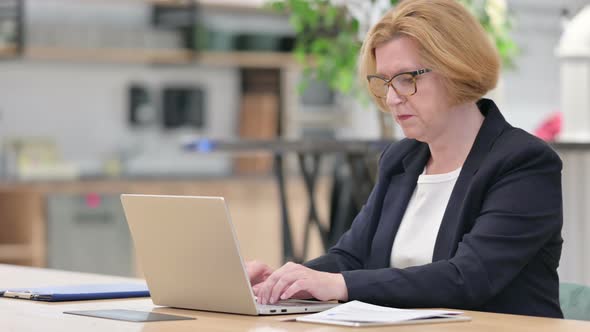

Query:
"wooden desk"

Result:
[[2, 264, 589, 331]]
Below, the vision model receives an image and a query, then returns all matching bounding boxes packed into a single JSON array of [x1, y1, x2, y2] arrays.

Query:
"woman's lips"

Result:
[[397, 115, 414, 121]]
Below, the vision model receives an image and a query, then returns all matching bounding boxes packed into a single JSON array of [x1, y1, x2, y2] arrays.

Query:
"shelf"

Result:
[[51, 0, 271, 11], [55, 0, 194, 6], [0, 244, 33, 261], [295, 111, 350, 128], [150, 0, 194, 5], [24, 46, 196, 64], [199, 51, 297, 68], [197, 0, 272, 12], [22, 46, 299, 67], [0, 44, 18, 57]]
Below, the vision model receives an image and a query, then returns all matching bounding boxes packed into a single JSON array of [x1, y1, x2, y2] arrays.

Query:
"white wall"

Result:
[[490, 0, 587, 132], [0, 61, 240, 176], [0, 0, 250, 177]]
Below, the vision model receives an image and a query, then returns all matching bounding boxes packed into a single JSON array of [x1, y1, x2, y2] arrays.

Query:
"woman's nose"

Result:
[[386, 85, 404, 107]]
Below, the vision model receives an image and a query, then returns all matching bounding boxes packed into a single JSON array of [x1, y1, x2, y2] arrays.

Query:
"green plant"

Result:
[[458, 0, 518, 67], [268, 0, 367, 95], [268, 0, 517, 97]]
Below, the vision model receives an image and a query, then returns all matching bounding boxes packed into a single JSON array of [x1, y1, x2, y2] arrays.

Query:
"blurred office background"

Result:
[[0, 0, 589, 288]]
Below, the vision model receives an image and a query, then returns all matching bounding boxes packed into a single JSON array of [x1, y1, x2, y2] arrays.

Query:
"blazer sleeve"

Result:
[[339, 142, 563, 309], [303, 142, 399, 273], [303, 185, 379, 272]]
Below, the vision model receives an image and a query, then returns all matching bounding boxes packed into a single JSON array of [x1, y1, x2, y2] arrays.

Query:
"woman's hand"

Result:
[[245, 260, 274, 286], [254, 262, 348, 304]]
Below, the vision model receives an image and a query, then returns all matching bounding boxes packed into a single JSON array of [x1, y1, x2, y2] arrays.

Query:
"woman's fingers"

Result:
[[268, 269, 305, 304], [252, 284, 261, 295], [245, 260, 273, 286], [257, 262, 298, 304], [280, 279, 308, 300], [256, 262, 348, 304], [277, 269, 348, 303]]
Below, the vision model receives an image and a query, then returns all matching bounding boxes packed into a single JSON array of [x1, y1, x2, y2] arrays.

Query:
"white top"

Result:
[[390, 167, 462, 269]]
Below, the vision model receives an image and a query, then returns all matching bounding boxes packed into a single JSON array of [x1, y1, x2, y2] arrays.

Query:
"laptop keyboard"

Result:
[[257, 302, 307, 309], [256, 299, 324, 309]]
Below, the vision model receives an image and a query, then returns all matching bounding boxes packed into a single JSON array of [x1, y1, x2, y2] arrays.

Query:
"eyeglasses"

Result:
[[367, 68, 432, 98]]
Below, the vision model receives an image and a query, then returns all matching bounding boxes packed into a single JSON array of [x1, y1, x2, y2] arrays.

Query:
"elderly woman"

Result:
[[248, 0, 563, 318]]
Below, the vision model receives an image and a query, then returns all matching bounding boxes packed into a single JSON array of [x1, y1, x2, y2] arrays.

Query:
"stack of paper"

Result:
[[296, 300, 470, 327]]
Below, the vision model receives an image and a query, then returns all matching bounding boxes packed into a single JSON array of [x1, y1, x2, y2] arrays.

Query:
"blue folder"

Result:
[[0, 283, 150, 302]]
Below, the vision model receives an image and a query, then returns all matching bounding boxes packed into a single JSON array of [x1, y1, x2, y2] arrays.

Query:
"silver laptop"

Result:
[[120, 194, 339, 315]]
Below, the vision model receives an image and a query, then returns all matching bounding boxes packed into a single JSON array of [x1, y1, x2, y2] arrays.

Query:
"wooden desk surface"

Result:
[[2, 264, 589, 332]]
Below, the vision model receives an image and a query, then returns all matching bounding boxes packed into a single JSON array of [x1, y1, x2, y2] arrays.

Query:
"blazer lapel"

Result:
[[368, 143, 430, 269], [432, 99, 509, 260]]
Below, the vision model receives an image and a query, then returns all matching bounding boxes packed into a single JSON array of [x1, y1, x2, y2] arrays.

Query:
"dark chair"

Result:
[[560, 282, 590, 321]]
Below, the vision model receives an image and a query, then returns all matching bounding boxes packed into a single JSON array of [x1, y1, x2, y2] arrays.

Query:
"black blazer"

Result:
[[305, 99, 564, 318]]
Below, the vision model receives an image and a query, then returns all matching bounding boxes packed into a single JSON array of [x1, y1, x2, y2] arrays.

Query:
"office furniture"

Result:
[[554, 144, 590, 286], [0, 190, 45, 267], [0, 0, 23, 59], [0, 177, 324, 270], [560, 282, 590, 321], [557, 4, 590, 142], [3, 0, 280, 65], [46, 194, 134, 277], [1, 1, 588, 287], [183, 139, 389, 263], [2, 264, 590, 331], [183, 141, 590, 282], [2, 140, 590, 282]]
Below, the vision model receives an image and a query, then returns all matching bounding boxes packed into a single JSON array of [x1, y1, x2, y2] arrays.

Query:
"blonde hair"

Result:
[[359, 0, 500, 111]]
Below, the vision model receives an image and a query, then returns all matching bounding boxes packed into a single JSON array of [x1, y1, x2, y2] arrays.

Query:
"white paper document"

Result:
[[296, 300, 471, 327]]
